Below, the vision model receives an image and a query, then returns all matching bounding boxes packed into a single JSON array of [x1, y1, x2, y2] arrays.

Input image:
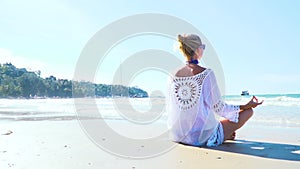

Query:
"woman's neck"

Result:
[[186, 59, 199, 65]]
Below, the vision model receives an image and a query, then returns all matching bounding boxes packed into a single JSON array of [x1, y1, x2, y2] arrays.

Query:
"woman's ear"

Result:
[[194, 48, 201, 57], [194, 48, 203, 60]]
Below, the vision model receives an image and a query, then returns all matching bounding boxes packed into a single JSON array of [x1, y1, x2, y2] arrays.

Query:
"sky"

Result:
[[0, 0, 300, 95]]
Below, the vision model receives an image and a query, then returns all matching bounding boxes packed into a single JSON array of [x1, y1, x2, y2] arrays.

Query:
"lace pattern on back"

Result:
[[172, 69, 209, 111]]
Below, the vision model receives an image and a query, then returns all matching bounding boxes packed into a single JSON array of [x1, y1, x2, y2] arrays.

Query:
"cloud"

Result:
[[0, 48, 59, 77], [0, 48, 46, 74], [0, 48, 75, 80]]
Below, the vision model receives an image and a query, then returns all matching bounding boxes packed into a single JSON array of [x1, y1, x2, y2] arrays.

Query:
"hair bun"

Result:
[[178, 34, 185, 43], [177, 33, 202, 59]]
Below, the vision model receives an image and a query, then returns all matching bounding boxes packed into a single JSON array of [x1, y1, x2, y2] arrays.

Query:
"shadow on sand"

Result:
[[205, 139, 300, 161]]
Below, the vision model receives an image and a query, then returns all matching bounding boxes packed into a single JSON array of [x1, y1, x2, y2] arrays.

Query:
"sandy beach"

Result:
[[0, 119, 299, 169], [1, 0, 300, 168]]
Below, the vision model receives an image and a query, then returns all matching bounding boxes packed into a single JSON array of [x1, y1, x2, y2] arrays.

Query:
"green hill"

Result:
[[0, 63, 148, 98]]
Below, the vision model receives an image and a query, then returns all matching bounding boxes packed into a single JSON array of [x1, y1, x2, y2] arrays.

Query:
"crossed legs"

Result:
[[221, 108, 254, 141]]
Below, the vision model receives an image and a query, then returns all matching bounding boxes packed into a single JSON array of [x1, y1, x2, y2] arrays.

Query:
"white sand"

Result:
[[0, 120, 300, 169]]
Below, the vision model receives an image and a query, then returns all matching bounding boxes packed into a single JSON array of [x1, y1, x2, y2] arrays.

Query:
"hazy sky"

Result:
[[1, 0, 300, 95]]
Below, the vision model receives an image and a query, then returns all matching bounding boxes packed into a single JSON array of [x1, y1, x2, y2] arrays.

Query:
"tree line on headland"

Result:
[[0, 63, 148, 98]]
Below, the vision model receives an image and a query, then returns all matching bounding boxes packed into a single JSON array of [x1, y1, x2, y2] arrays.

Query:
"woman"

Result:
[[168, 34, 263, 147]]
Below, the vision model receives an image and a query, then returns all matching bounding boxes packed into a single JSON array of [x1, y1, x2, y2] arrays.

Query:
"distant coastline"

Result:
[[0, 63, 148, 99]]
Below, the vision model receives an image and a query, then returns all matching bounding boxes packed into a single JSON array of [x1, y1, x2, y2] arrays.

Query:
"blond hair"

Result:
[[178, 34, 202, 61]]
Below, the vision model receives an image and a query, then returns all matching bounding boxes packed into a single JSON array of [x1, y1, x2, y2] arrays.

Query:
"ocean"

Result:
[[0, 94, 300, 128], [225, 94, 300, 128]]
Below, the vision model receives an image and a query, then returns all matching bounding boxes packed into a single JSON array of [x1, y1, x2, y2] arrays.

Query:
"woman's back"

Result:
[[168, 68, 219, 145], [175, 64, 206, 78]]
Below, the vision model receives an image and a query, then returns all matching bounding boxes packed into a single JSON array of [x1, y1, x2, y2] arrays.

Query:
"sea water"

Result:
[[225, 94, 300, 128], [0, 94, 300, 128]]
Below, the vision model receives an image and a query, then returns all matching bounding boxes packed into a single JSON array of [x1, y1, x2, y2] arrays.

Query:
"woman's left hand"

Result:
[[241, 96, 264, 110]]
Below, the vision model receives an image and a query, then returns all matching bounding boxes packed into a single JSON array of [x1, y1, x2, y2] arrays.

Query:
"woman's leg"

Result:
[[221, 108, 254, 141]]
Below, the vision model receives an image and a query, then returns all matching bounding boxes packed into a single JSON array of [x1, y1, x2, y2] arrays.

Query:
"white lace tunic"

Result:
[[167, 69, 240, 146]]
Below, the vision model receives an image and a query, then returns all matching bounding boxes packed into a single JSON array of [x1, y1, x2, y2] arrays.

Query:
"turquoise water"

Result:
[[0, 94, 300, 128], [226, 93, 300, 98], [224, 94, 300, 128]]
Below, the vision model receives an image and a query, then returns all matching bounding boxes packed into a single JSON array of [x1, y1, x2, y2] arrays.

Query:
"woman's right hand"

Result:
[[240, 96, 264, 110]]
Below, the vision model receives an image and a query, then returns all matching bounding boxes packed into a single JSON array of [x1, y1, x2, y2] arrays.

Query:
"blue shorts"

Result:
[[206, 122, 224, 147]]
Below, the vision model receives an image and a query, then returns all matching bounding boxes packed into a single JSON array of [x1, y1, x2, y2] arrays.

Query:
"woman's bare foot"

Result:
[[228, 132, 236, 140]]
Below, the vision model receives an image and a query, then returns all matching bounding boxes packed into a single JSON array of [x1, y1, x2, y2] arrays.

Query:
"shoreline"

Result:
[[1, 93, 300, 99]]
